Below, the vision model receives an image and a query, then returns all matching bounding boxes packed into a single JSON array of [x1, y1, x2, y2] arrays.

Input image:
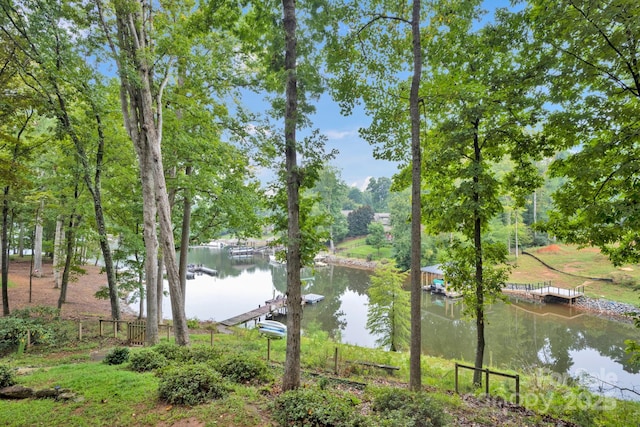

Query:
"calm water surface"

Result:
[[155, 247, 640, 399]]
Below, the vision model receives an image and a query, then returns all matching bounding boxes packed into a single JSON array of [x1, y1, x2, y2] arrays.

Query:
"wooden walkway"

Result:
[[528, 285, 584, 303], [504, 282, 584, 304], [219, 298, 287, 326]]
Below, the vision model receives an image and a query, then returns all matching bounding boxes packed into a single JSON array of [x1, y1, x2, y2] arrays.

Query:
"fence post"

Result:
[[515, 375, 520, 405], [455, 363, 459, 394], [267, 338, 271, 361], [334, 347, 338, 375], [78, 322, 82, 340], [99, 319, 103, 337], [485, 368, 489, 397]]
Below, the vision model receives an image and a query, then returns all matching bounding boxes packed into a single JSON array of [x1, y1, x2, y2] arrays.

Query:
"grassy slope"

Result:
[[511, 245, 640, 305], [2, 327, 639, 427]]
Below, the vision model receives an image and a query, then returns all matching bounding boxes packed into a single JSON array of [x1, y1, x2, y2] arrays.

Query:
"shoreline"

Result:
[[325, 255, 639, 324]]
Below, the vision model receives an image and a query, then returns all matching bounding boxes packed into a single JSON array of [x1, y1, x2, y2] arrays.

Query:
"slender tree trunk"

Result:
[[2, 186, 10, 316], [33, 200, 43, 278], [409, 0, 423, 391], [282, 0, 302, 391], [473, 122, 484, 386], [17, 223, 24, 257], [53, 217, 63, 289], [58, 212, 78, 309], [178, 166, 192, 299], [157, 251, 164, 324]]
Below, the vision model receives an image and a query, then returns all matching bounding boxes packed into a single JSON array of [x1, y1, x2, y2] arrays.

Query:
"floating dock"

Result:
[[219, 298, 287, 326], [217, 293, 325, 326]]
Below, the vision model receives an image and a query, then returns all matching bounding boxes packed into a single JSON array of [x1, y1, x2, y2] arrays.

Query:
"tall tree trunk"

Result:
[[178, 166, 192, 299], [58, 210, 78, 310], [472, 122, 484, 386], [409, 0, 423, 391], [157, 251, 164, 324], [2, 186, 10, 316], [105, 0, 189, 345], [282, 0, 302, 391], [140, 150, 159, 345], [53, 217, 63, 289], [33, 200, 43, 278], [17, 223, 24, 257]]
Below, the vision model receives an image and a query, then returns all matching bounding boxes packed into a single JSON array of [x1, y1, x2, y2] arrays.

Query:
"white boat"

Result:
[[257, 320, 287, 339]]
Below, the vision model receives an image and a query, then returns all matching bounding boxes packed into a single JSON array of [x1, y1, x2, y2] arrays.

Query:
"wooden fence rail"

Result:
[[455, 362, 520, 405]]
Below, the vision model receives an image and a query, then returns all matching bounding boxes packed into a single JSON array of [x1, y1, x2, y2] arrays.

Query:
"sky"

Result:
[[306, 95, 401, 190], [249, 0, 516, 191]]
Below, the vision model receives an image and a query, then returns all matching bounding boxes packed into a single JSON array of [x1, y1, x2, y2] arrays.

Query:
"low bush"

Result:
[[152, 342, 190, 362], [0, 364, 16, 388], [0, 309, 63, 354], [215, 353, 270, 384], [187, 345, 223, 363], [371, 388, 446, 427], [129, 349, 167, 372], [272, 388, 364, 427], [103, 347, 130, 365], [158, 363, 229, 405]]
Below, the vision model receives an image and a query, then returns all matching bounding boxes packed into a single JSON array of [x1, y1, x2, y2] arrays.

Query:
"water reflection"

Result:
[[159, 247, 640, 399]]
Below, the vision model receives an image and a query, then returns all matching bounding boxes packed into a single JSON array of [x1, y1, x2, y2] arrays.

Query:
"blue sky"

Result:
[[251, 0, 516, 190], [307, 95, 400, 190]]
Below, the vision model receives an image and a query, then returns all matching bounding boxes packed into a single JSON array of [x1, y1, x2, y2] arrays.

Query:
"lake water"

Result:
[[154, 246, 640, 400]]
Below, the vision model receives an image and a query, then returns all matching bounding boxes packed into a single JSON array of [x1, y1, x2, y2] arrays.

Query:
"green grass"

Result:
[[1, 324, 639, 426], [335, 237, 394, 261], [510, 244, 640, 305]]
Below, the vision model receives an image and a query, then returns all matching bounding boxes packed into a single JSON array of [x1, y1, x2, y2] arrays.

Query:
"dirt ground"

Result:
[[5, 259, 131, 320]]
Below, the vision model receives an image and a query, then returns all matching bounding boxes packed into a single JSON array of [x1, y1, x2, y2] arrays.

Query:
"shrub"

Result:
[[372, 388, 446, 427], [158, 363, 229, 405], [152, 342, 190, 362], [0, 315, 57, 354], [272, 388, 364, 427], [129, 349, 167, 372], [215, 354, 270, 384], [186, 318, 200, 329], [103, 347, 130, 365], [187, 345, 223, 363], [0, 364, 16, 388]]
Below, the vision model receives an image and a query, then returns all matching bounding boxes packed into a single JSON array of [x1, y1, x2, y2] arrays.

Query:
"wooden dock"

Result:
[[528, 285, 584, 303], [503, 282, 584, 304], [219, 298, 287, 326]]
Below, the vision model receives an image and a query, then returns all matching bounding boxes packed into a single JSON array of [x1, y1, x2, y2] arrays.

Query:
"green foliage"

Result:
[[441, 240, 510, 316], [272, 388, 364, 427], [152, 342, 190, 362], [187, 318, 200, 329], [103, 347, 130, 365], [366, 264, 410, 352], [187, 345, 223, 363], [347, 205, 374, 237], [0, 364, 16, 388], [129, 349, 167, 372], [0, 311, 60, 354], [214, 353, 270, 384], [366, 222, 386, 252], [371, 388, 446, 427], [157, 363, 229, 406]]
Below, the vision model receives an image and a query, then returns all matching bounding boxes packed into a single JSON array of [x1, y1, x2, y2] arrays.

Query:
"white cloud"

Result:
[[325, 129, 358, 140]]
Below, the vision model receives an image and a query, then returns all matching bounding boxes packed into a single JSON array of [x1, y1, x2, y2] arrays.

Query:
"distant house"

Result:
[[340, 210, 390, 227]]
